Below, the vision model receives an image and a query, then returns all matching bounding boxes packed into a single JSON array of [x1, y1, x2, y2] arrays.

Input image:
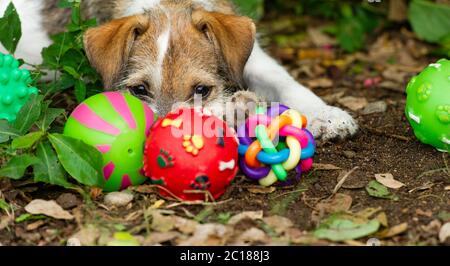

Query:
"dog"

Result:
[[0, 0, 358, 140]]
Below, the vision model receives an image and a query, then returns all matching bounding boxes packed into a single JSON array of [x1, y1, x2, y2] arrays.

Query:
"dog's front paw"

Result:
[[306, 105, 358, 141]]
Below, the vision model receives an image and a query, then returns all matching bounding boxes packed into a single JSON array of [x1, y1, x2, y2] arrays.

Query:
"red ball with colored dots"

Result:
[[143, 107, 239, 201]]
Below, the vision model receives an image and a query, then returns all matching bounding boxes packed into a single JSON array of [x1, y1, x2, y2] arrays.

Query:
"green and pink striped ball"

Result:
[[64, 92, 155, 191]]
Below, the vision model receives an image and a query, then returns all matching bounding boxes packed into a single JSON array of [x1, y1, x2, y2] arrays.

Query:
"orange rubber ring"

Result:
[[301, 115, 307, 128]]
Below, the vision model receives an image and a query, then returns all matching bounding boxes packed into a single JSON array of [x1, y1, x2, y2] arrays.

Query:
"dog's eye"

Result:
[[193, 85, 212, 99], [129, 85, 148, 97]]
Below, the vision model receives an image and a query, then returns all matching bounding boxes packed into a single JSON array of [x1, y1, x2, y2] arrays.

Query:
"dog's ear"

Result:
[[192, 9, 256, 86], [83, 15, 149, 89]]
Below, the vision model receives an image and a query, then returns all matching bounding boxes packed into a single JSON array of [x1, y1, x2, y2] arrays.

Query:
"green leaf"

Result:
[[314, 218, 380, 242], [11, 131, 45, 150], [107, 232, 140, 246], [63, 66, 81, 79], [0, 2, 22, 53], [48, 133, 104, 187], [15, 213, 47, 223], [34, 141, 73, 188], [0, 120, 21, 143], [366, 180, 399, 201], [36, 108, 65, 131], [217, 212, 232, 224], [0, 154, 39, 180], [74, 79, 87, 102], [232, 0, 264, 20], [12, 94, 43, 134], [0, 199, 10, 212], [337, 16, 365, 52], [409, 0, 450, 43]]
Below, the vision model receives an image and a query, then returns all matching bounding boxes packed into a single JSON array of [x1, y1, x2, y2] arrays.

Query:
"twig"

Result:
[[443, 153, 450, 177], [271, 188, 308, 199], [417, 194, 444, 203], [363, 126, 411, 142], [165, 198, 233, 209], [416, 168, 447, 179], [331, 166, 359, 196]]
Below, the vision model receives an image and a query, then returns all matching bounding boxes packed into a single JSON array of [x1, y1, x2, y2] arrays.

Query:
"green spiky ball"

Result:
[[0, 53, 38, 122], [405, 58, 449, 152]]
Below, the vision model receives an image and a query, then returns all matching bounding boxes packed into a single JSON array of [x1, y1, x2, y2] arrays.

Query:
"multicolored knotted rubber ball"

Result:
[[238, 105, 316, 187]]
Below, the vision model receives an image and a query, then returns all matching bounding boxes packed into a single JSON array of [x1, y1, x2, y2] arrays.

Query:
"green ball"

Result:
[[64, 92, 155, 191], [405, 58, 449, 152], [0, 53, 38, 122]]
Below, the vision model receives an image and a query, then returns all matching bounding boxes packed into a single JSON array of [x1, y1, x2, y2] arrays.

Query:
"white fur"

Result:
[[123, 0, 161, 17], [0, 0, 51, 66], [154, 28, 170, 89], [244, 42, 358, 140], [192, 0, 215, 11]]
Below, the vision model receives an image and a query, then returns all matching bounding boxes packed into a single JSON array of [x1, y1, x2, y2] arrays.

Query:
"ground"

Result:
[[0, 15, 449, 246]]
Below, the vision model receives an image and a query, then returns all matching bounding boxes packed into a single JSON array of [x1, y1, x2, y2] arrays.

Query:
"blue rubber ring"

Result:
[[258, 149, 290, 164], [239, 145, 290, 165], [301, 142, 315, 159]]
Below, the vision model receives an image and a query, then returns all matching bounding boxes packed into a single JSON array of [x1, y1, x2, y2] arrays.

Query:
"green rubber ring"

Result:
[[255, 115, 287, 181]]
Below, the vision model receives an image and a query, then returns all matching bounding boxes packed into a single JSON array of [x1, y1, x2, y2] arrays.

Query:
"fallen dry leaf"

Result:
[[177, 224, 232, 246], [150, 210, 175, 232], [376, 212, 389, 227], [149, 200, 165, 209], [25, 199, 74, 220], [306, 77, 333, 88], [313, 163, 342, 170], [445, 186, 450, 191], [416, 209, 433, 218], [70, 224, 101, 246], [174, 216, 199, 235], [421, 219, 442, 234], [298, 49, 334, 61], [232, 227, 268, 245], [361, 101, 387, 115], [228, 211, 263, 225], [0, 216, 12, 231], [439, 222, 450, 243], [356, 207, 383, 220], [143, 231, 180, 246], [263, 216, 294, 234], [247, 186, 276, 194], [66, 238, 82, 246], [377, 223, 408, 239], [379, 80, 404, 92], [312, 193, 353, 222], [344, 240, 367, 246], [307, 27, 336, 47], [26, 220, 45, 231], [382, 66, 409, 83], [388, 0, 407, 21], [338, 96, 368, 111], [322, 91, 346, 105], [287, 229, 326, 245], [375, 173, 405, 189]]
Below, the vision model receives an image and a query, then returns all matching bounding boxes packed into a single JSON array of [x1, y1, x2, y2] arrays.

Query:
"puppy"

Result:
[[0, 0, 358, 140]]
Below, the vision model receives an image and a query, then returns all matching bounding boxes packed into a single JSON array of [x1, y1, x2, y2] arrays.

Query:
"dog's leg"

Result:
[[243, 42, 358, 140]]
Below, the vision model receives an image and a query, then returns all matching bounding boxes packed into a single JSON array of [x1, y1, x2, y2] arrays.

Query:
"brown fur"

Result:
[[84, 15, 151, 89]]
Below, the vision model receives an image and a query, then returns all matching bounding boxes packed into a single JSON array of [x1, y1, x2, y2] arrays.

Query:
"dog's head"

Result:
[[83, 7, 255, 116]]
